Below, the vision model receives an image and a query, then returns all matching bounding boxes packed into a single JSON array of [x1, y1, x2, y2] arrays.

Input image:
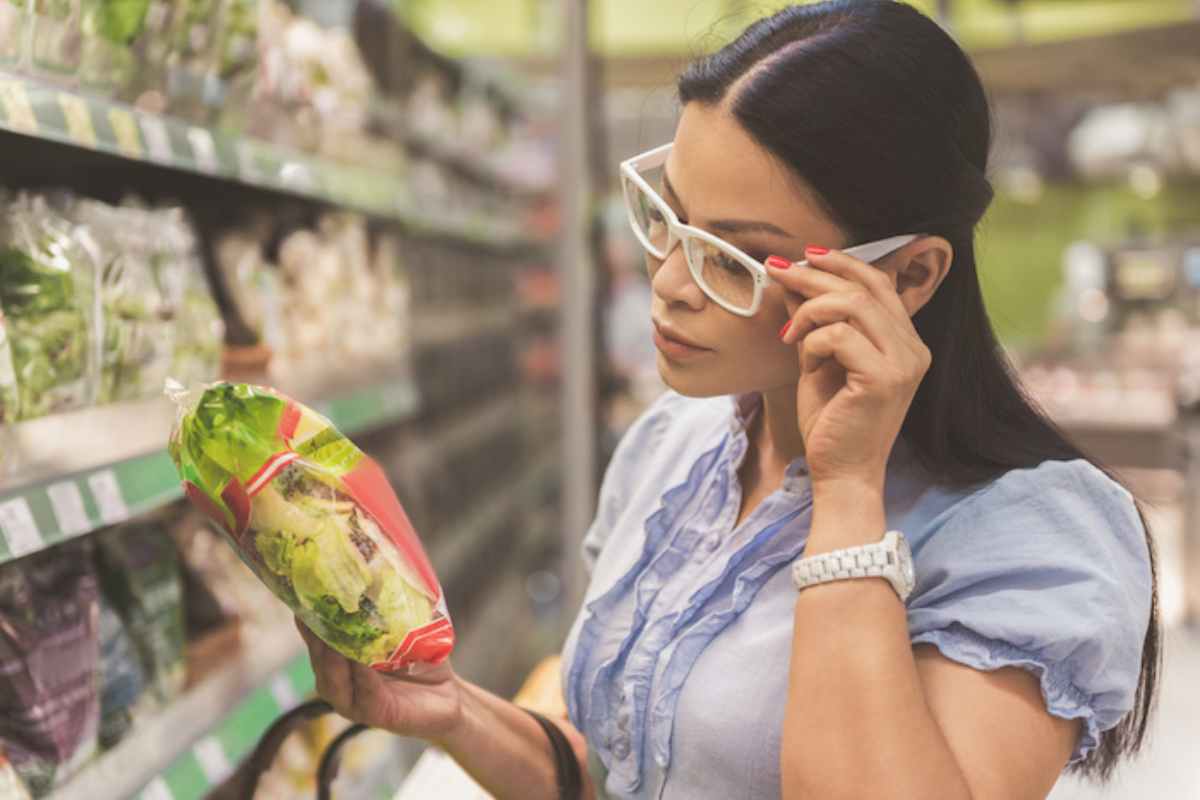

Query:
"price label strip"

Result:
[[87, 469, 130, 525], [139, 114, 173, 163], [268, 672, 297, 710], [235, 139, 261, 183], [187, 127, 219, 174], [47, 481, 92, 538], [57, 93, 98, 148], [0, 77, 38, 133], [138, 777, 174, 800], [108, 108, 143, 159], [192, 737, 232, 785], [0, 497, 43, 559]]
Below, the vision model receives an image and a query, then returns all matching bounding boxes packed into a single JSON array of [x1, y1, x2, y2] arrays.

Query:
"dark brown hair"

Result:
[[679, 0, 1160, 783]]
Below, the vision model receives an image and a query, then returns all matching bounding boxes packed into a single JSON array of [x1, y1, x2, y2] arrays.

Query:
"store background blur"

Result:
[[0, 1, 1195, 798]]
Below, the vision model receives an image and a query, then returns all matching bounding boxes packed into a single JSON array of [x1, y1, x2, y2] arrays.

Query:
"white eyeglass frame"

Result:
[[620, 142, 921, 317]]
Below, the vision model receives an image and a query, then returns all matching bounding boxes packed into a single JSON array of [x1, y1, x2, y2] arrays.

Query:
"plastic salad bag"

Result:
[[72, 199, 181, 404], [0, 193, 96, 421], [167, 381, 454, 671]]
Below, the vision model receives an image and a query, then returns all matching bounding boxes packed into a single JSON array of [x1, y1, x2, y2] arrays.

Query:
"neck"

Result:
[[748, 385, 806, 475]]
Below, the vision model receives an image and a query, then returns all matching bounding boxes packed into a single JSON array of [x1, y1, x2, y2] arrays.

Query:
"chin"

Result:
[[656, 355, 731, 398]]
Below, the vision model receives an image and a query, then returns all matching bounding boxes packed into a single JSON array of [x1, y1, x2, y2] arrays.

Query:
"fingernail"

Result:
[[778, 320, 792, 340], [805, 246, 829, 256], [765, 255, 791, 270]]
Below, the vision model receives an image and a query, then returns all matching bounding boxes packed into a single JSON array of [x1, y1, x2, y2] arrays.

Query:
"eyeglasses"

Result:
[[619, 142, 921, 317]]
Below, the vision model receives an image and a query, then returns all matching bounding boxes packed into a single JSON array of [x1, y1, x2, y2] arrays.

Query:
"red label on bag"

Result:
[[341, 457, 441, 599]]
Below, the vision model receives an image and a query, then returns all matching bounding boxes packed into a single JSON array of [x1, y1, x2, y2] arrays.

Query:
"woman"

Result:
[[297, 2, 1160, 798]]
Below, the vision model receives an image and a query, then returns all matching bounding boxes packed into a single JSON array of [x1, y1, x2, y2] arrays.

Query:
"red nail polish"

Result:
[[805, 246, 829, 256], [779, 320, 792, 339], [765, 255, 791, 270]]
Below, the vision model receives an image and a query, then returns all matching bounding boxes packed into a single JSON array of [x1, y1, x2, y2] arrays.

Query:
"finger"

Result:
[[801, 321, 889, 376], [765, 255, 856, 305], [296, 618, 354, 712], [802, 248, 910, 322], [782, 291, 900, 355]]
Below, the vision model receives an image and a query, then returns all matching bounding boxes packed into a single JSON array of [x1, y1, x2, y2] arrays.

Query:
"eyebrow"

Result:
[[662, 170, 797, 238]]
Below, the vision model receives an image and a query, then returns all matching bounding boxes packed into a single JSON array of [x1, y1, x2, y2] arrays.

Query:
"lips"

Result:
[[653, 320, 709, 350]]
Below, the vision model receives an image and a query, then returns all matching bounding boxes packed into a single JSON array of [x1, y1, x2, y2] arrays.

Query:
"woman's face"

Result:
[[648, 103, 847, 398]]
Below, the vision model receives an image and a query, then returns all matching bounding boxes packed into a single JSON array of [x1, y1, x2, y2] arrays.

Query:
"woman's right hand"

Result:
[[296, 618, 466, 743]]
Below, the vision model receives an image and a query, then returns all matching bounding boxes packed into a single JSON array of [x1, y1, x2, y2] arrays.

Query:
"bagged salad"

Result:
[[0, 193, 96, 421], [168, 381, 453, 671]]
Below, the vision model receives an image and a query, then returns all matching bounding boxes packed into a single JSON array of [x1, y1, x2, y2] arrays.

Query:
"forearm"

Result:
[[781, 483, 972, 800], [433, 678, 591, 800]]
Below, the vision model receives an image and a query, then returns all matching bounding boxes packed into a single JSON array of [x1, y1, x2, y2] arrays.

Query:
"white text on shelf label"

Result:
[[87, 470, 130, 525], [47, 481, 91, 537], [0, 498, 43, 559]]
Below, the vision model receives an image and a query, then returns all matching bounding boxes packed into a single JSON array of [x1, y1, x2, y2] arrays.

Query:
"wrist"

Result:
[[429, 675, 476, 753], [807, 479, 886, 555]]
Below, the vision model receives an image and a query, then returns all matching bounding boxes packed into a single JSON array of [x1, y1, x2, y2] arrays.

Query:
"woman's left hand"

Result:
[[766, 247, 931, 492]]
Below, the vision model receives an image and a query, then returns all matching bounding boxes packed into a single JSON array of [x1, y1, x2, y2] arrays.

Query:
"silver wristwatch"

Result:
[[790, 530, 916, 602]]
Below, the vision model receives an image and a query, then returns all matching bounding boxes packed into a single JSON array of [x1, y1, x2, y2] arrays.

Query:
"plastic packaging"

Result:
[[0, 193, 96, 421], [94, 521, 187, 705], [168, 381, 454, 672], [0, 540, 100, 796]]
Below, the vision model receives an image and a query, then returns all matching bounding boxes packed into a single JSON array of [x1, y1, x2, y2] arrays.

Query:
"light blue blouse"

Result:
[[560, 389, 1152, 800]]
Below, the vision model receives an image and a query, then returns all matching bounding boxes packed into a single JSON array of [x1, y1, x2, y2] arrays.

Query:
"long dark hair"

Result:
[[678, 0, 1159, 784]]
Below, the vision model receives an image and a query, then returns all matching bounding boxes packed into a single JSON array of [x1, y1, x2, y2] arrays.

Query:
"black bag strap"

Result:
[[210, 698, 333, 799], [316, 723, 372, 800], [522, 707, 583, 800]]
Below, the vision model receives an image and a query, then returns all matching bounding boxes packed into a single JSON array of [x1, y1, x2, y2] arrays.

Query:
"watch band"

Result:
[[790, 530, 913, 601]]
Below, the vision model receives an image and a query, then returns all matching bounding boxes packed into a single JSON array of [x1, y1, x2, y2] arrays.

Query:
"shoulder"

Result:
[[905, 458, 1153, 764], [920, 458, 1147, 570]]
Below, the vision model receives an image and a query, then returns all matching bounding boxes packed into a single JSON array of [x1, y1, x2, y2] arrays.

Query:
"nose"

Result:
[[650, 241, 706, 310]]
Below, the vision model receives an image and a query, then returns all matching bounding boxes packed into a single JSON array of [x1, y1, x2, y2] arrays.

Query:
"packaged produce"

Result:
[[94, 521, 187, 705], [72, 199, 186, 404], [79, 0, 150, 92], [0, 540, 101, 796], [168, 381, 454, 671], [0, 310, 19, 424], [164, 209, 223, 387], [29, 0, 83, 81], [165, 0, 221, 120], [0, 3, 30, 69], [96, 593, 149, 750], [0, 193, 96, 421]]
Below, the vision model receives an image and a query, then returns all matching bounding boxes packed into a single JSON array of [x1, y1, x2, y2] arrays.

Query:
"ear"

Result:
[[884, 236, 953, 316]]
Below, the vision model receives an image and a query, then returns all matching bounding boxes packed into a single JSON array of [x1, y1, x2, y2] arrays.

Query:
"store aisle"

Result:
[[1048, 625, 1200, 800]]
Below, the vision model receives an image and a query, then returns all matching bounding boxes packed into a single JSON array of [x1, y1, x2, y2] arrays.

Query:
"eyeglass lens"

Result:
[[627, 173, 757, 313]]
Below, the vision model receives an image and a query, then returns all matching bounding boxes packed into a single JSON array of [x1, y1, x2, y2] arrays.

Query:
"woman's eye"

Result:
[[716, 253, 743, 274]]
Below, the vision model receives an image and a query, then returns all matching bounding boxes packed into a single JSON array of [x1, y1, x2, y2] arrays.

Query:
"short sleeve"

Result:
[[580, 389, 681, 576], [906, 459, 1153, 765]]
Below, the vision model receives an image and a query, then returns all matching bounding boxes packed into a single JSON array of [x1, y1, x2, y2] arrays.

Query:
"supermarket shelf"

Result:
[[0, 73, 541, 250], [412, 305, 520, 348], [429, 449, 560, 588], [405, 130, 552, 199], [51, 625, 312, 800], [0, 374, 420, 565]]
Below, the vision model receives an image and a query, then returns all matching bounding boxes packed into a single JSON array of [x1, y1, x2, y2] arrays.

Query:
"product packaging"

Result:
[[0, 541, 101, 796], [168, 381, 454, 672]]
